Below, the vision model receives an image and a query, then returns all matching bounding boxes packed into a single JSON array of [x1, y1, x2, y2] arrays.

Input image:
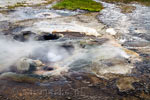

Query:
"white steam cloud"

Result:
[[0, 35, 72, 73]]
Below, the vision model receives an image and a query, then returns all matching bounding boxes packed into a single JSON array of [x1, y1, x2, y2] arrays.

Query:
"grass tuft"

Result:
[[52, 0, 103, 12]]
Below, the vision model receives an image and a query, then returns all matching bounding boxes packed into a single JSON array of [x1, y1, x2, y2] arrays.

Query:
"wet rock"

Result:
[[79, 38, 109, 48], [132, 33, 150, 41], [106, 28, 117, 35], [116, 77, 139, 92], [13, 31, 61, 42], [13, 31, 36, 42], [36, 12, 61, 19], [2, 24, 24, 35], [34, 60, 45, 67], [123, 41, 150, 47], [37, 32, 60, 41], [135, 60, 150, 74], [42, 66, 54, 71], [15, 58, 36, 74]]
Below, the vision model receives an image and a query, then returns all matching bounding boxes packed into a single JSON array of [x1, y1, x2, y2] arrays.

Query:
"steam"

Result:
[[0, 36, 40, 72], [0, 34, 133, 76], [0, 35, 72, 73]]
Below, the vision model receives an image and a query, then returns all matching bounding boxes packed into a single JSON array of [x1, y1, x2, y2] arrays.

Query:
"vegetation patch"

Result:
[[52, 0, 103, 12], [103, 0, 150, 6]]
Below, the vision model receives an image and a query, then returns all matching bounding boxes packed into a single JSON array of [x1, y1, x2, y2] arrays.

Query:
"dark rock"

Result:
[[135, 60, 150, 74], [2, 25, 24, 35], [15, 58, 36, 74], [37, 32, 60, 41], [132, 33, 150, 41], [79, 38, 109, 49], [42, 66, 54, 71], [13, 31, 36, 42]]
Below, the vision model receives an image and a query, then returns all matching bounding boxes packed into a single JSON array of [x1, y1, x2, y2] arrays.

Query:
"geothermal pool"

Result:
[[0, 0, 150, 100]]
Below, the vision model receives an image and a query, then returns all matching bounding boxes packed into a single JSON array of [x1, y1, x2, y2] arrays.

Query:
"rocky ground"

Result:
[[0, 0, 150, 100]]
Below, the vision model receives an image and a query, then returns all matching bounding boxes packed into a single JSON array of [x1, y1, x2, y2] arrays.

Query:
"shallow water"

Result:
[[97, 0, 150, 42]]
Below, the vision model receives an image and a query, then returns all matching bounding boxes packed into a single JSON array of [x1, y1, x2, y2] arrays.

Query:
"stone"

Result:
[[33, 60, 45, 67], [37, 32, 60, 41], [28, 12, 106, 37], [15, 58, 36, 73], [106, 28, 117, 35], [116, 77, 139, 92], [91, 59, 133, 76], [13, 31, 36, 42]]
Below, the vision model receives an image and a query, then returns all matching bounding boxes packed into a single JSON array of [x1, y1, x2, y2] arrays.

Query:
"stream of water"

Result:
[[97, 0, 150, 42]]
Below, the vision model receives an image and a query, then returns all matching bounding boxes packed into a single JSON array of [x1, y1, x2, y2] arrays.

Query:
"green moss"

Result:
[[52, 0, 103, 12], [103, 0, 150, 6]]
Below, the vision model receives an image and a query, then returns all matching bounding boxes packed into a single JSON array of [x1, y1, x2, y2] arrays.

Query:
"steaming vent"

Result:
[[0, 34, 75, 76], [0, 31, 136, 77], [13, 31, 61, 42], [17, 43, 74, 76]]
